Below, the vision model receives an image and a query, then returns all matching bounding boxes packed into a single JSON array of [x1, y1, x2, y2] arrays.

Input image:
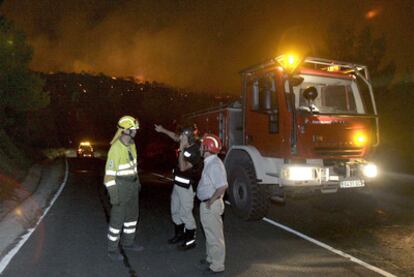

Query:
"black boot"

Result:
[[168, 223, 185, 244], [122, 242, 144, 252], [178, 229, 196, 250], [107, 249, 124, 262]]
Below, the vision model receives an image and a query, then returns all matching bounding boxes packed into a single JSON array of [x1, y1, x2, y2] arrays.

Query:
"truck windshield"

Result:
[[291, 74, 367, 115]]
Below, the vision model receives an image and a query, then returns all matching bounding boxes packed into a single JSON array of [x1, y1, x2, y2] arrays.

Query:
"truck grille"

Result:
[[314, 147, 363, 157]]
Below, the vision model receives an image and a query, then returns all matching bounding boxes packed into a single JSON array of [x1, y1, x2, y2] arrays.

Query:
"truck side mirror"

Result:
[[303, 86, 318, 101], [301, 86, 319, 114], [290, 75, 304, 86]]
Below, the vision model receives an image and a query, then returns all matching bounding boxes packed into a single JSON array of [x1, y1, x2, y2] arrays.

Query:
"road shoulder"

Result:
[[0, 158, 66, 260]]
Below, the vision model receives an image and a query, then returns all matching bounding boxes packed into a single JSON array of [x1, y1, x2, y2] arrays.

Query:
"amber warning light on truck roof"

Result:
[[326, 65, 341, 72], [276, 54, 302, 74]]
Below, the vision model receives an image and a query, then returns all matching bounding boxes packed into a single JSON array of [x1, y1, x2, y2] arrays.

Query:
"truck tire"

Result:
[[227, 162, 270, 221]]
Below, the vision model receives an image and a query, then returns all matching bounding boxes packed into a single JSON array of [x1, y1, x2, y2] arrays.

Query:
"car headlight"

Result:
[[362, 163, 378, 178], [281, 166, 315, 181]]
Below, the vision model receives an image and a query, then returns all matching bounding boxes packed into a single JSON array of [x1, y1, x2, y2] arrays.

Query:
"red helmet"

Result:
[[201, 133, 222, 154]]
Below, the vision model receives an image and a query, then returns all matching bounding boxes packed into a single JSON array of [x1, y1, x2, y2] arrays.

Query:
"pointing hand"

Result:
[[154, 124, 164, 133]]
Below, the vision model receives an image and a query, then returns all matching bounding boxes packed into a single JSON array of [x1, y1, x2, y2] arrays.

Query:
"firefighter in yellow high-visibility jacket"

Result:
[[104, 115, 144, 262]]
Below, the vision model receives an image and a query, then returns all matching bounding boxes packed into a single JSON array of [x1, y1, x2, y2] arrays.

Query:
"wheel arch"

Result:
[[225, 149, 270, 220], [224, 146, 280, 184]]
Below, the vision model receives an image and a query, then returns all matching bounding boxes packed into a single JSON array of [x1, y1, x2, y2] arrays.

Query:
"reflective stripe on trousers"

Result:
[[107, 179, 139, 251]]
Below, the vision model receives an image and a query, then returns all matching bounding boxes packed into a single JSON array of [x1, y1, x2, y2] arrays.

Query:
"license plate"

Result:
[[340, 179, 365, 188]]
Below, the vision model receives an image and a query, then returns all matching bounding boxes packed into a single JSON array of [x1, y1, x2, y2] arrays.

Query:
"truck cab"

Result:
[[185, 55, 379, 220]]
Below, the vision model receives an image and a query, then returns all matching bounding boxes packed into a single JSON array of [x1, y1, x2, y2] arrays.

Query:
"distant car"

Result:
[[77, 142, 94, 158]]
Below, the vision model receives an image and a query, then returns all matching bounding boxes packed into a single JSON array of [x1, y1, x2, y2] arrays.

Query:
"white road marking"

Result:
[[261, 217, 396, 277], [153, 172, 396, 277], [0, 159, 70, 275], [224, 199, 396, 277]]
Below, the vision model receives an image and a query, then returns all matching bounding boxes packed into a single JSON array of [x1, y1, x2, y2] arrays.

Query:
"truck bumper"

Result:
[[278, 161, 377, 193]]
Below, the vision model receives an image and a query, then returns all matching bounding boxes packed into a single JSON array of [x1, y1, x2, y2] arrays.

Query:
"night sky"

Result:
[[1, 0, 413, 92]]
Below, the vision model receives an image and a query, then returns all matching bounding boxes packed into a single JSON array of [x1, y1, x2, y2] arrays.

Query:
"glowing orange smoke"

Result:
[[366, 8, 381, 19]]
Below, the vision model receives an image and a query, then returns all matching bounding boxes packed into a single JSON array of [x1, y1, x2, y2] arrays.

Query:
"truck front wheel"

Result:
[[227, 163, 269, 220]]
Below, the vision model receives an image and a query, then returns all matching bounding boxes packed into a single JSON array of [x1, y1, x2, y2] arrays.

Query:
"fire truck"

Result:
[[184, 54, 379, 220]]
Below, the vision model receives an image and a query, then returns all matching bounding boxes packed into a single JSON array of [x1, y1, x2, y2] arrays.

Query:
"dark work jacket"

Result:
[[173, 143, 203, 189]]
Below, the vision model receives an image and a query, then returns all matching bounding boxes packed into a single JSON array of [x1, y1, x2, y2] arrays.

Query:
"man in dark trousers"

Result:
[[104, 115, 144, 262], [155, 124, 202, 250]]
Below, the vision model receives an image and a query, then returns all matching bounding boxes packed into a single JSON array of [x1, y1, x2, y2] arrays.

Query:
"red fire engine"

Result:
[[184, 54, 379, 220]]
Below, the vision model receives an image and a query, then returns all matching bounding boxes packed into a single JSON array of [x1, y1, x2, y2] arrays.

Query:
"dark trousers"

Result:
[[107, 178, 140, 251]]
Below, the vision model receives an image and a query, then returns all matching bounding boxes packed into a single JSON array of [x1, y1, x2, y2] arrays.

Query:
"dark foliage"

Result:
[[39, 72, 237, 167], [323, 25, 413, 172]]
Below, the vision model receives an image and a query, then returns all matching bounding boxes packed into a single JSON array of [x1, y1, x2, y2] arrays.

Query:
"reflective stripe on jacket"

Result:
[[104, 139, 138, 188]]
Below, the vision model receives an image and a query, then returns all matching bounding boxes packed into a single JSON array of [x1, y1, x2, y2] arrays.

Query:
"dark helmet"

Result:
[[180, 126, 198, 144]]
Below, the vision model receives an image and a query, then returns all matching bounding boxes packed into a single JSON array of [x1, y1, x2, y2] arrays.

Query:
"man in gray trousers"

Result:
[[155, 124, 202, 250], [197, 133, 227, 274]]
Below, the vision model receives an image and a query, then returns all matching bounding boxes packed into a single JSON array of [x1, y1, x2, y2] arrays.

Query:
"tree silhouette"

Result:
[[323, 24, 413, 172], [0, 16, 48, 129]]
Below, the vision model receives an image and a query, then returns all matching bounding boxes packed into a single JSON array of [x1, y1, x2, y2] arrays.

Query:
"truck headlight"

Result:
[[282, 166, 315, 181], [362, 163, 378, 178]]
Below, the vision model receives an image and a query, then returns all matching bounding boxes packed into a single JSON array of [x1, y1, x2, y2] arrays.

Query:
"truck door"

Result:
[[245, 72, 286, 157]]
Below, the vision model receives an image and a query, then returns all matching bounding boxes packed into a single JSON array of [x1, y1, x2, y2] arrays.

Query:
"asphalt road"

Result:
[[2, 158, 387, 276]]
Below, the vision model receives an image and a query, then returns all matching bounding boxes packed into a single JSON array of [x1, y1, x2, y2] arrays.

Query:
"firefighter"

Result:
[[197, 134, 227, 273], [154, 124, 202, 250], [104, 115, 144, 262]]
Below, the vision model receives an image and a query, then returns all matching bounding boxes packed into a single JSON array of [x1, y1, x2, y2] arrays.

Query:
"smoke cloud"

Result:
[[1, 0, 412, 91]]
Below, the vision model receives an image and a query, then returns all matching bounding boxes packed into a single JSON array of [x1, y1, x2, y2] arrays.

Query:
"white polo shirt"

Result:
[[197, 154, 228, 201]]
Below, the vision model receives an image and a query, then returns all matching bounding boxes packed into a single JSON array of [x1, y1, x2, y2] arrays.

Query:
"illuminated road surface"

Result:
[[2, 158, 389, 276]]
